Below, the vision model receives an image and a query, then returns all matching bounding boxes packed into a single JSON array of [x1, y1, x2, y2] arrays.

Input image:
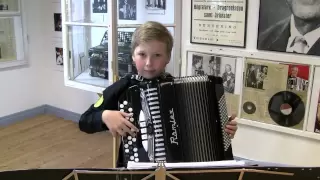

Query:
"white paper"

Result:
[[127, 160, 247, 170]]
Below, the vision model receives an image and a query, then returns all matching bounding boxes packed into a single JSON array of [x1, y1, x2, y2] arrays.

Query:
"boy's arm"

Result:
[[78, 75, 132, 134]]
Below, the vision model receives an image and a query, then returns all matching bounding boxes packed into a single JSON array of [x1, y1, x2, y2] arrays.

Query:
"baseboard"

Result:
[[0, 105, 81, 127], [44, 105, 81, 123]]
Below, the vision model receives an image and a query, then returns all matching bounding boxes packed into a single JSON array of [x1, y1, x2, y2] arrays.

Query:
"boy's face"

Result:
[[132, 40, 169, 79]]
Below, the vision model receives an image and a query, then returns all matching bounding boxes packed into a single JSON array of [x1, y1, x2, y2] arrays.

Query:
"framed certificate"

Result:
[[190, 0, 248, 48]]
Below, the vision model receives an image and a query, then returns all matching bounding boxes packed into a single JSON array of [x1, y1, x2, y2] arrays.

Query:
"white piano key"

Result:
[[140, 122, 146, 128], [141, 128, 147, 134], [141, 134, 148, 140], [150, 106, 160, 110], [155, 152, 166, 157], [155, 138, 164, 142], [154, 124, 162, 129], [154, 129, 163, 133], [151, 111, 160, 115], [155, 148, 165, 152]]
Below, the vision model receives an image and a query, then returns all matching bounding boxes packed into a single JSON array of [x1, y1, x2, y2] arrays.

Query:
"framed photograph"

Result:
[[52, 41, 64, 72], [190, 0, 248, 48], [145, 0, 166, 15], [244, 64, 268, 90], [92, 0, 107, 13], [257, 0, 320, 56], [51, 2, 62, 38], [118, 0, 137, 20]]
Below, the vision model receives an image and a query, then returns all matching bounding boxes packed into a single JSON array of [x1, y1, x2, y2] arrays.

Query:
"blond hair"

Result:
[[131, 21, 173, 57]]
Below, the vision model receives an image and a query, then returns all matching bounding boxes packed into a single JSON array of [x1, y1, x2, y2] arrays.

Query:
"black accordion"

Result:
[[118, 75, 233, 166]]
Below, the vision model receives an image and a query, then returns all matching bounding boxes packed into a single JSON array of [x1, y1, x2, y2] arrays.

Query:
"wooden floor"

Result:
[[0, 115, 114, 171]]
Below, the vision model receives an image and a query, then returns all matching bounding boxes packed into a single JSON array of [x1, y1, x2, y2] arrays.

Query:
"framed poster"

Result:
[[190, 0, 248, 48], [257, 0, 320, 56]]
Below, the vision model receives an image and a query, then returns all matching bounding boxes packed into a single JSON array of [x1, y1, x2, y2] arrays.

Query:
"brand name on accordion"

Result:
[[169, 108, 178, 145]]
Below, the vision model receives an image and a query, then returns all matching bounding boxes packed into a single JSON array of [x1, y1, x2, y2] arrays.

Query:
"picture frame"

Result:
[[190, 0, 248, 48]]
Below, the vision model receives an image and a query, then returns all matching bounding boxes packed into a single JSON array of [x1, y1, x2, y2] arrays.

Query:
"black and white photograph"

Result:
[[92, 0, 107, 13], [119, 0, 136, 20], [146, 0, 166, 10], [190, 53, 237, 94], [54, 13, 62, 32], [258, 0, 320, 56], [245, 64, 268, 90], [55, 47, 63, 66], [145, 0, 166, 14]]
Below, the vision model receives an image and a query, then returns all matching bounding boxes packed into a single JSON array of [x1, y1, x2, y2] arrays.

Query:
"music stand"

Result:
[[62, 162, 294, 180]]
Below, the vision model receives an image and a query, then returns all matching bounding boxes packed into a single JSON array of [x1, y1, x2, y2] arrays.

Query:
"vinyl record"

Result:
[[243, 101, 256, 114], [268, 91, 305, 127]]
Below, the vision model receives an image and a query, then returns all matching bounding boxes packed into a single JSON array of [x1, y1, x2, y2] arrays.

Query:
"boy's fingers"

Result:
[[120, 124, 131, 135], [228, 114, 237, 121], [227, 120, 238, 125], [117, 129, 126, 137], [123, 120, 139, 132], [226, 125, 237, 130], [120, 111, 133, 117]]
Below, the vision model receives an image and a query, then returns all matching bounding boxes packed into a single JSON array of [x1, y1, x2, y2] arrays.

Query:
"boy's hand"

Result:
[[102, 110, 139, 137], [225, 114, 238, 139]]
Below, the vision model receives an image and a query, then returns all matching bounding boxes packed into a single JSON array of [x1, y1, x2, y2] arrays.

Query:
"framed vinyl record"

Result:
[[190, 0, 248, 48]]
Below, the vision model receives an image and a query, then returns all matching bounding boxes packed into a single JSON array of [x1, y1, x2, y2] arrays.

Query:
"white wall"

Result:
[[181, 0, 320, 166], [0, 1, 45, 117], [41, 0, 97, 114], [0, 0, 98, 117]]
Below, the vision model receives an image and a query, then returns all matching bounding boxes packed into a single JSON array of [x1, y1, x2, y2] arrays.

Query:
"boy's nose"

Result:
[[145, 58, 152, 66]]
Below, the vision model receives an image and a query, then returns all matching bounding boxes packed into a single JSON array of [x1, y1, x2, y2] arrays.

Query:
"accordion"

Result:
[[118, 75, 233, 166]]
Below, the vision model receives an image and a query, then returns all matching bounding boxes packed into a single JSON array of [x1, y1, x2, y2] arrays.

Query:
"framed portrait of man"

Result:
[[257, 0, 320, 56]]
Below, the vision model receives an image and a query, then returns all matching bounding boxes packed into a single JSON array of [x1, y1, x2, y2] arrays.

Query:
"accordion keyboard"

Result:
[[142, 87, 167, 162], [119, 100, 140, 163]]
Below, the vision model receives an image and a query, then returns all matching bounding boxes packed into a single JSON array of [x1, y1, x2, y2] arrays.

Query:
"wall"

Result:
[[0, 0, 97, 118], [181, 0, 320, 166], [41, 0, 97, 115], [0, 0, 45, 117]]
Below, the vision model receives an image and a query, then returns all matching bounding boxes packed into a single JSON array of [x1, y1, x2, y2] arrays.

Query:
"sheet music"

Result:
[[127, 160, 247, 169]]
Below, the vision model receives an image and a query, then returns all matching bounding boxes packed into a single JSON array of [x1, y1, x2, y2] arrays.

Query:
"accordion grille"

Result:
[[172, 76, 226, 162]]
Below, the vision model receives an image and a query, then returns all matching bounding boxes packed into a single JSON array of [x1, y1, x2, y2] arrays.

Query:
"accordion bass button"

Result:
[[120, 104, 124, 108], [135, 158, 139, 162], [133, 148, 138, 152], [123, 101, 128, 105], [128, 136, 132, 140], [120, 109, 124, 112], [134, 153, 138, 157], [130, 156, 134, 160], [124, 144, 129, 148], [128, 141, 132, 145], [125, 149, 129, 153], [129, 118, 134, 122], [128, 108, 133, 112], [132, 138, 136, 142]]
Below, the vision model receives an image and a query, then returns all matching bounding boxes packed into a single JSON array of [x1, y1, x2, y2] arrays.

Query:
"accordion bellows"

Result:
[[119, 75, 234, 166]]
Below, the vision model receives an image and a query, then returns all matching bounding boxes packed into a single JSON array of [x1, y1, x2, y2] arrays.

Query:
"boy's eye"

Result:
[[155, 54, 161, 57], [138, 53, 145, 56]]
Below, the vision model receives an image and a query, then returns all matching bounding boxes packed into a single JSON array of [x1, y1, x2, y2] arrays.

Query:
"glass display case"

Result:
[[62, 0, 181, 93], [0, 0, 27, 68]]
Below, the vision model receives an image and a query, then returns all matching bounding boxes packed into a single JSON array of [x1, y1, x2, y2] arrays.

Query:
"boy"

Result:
[[79, 21, 238, 167]]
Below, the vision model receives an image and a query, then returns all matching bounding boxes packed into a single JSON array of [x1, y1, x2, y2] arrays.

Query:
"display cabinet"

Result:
[[62, 0, 181, 93], [0, 0, 28, 69]]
